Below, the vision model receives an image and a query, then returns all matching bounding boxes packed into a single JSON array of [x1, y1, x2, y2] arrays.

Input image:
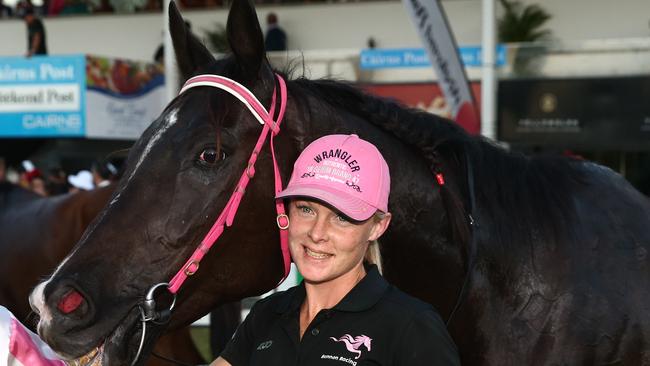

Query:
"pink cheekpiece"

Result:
[[277, 134, 390, 221]]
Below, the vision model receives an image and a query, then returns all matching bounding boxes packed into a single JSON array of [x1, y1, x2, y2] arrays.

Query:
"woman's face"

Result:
[[288, 199, 390, 285]]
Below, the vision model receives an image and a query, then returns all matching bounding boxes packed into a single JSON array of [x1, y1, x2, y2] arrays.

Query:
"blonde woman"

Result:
[[213, 134, 460, 366]]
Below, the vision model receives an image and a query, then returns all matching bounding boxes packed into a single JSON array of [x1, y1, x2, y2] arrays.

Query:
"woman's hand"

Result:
[[210, 357, 232, 366]]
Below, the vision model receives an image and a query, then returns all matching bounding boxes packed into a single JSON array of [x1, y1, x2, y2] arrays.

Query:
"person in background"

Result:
[[91, 160, 117, 188], [0, 0, 13, 18], [23, 7, 47, 57], [67, 170, 94, 193], [45, 167, 69, 195], [211, 134, 460, 366], [264, 12, 287, 52], [30, 175, 48, 196], [20, 160, 47, 196], [14, 0, 32, 17]]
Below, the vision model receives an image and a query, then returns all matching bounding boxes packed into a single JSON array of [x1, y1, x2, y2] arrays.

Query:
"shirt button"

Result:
[[311, 328, 320, 336]]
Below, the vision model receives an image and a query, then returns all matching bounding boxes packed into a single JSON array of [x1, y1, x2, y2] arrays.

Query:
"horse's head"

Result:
[[29, 1, 295, 364]]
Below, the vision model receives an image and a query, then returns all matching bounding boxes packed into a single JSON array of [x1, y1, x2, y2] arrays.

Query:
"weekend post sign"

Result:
[[0, 55, 86, 137], [0, 55, 165, 139]]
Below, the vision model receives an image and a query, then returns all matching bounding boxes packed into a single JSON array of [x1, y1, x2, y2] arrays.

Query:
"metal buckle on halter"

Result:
[[276, 214, 290, 230], [246, 151, 258, 179], [183, 260, 199, 276]]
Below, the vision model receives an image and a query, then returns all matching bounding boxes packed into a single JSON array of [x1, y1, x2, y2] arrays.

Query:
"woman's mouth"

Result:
[[305, 247, 332, 259]]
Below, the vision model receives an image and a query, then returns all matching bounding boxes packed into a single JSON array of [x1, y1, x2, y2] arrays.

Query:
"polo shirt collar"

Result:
[[274, 264, 389, 314]]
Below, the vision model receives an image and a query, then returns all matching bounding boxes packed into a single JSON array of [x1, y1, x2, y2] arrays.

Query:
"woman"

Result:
[[213, 134, 460, 365]]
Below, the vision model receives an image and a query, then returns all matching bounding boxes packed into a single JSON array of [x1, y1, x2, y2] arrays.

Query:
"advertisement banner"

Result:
[[401, 0, 480, 133], [360, 46, 506, 69], [363, 82, 481, 134], [85, 56, 165, 139], [499, 77, 650, 150], [0, 55, 86, 137]]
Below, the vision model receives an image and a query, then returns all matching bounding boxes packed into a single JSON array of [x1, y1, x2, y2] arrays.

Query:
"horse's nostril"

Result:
[[57, 289, 85, 314]]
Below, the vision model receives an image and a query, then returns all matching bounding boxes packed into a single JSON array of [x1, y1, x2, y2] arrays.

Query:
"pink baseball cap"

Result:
[[276, 134, 390, 221]]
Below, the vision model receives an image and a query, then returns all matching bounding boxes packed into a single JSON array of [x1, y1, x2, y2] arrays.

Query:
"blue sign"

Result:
[[0, 55, 86, 137], [360, 46, 506, 69]]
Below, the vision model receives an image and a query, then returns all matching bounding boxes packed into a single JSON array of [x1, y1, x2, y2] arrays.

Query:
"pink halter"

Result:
[[167, 74, 291, 294]]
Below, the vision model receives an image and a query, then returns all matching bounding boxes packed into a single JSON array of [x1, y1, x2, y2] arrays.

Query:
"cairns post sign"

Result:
[[0, 55, 86, 137], [0, 55, 165, 139]]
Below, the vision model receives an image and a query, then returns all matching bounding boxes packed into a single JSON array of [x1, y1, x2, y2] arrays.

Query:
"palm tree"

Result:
[[498, 0, 552, 43]]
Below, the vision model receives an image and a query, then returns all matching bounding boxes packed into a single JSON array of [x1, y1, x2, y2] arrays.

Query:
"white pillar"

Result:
[[481, 0, 497, 140], [163, 0, 178, 102]]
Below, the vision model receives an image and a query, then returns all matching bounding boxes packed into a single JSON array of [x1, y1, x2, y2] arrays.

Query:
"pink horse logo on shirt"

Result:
[[330, 334, 372, 359]]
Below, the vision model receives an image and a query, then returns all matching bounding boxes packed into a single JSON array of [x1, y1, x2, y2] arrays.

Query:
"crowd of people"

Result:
[[0, 156, 120, 197], [0, 0, 363, 18]]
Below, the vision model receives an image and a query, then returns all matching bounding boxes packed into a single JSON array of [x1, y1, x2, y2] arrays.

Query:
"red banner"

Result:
[[363, 82, 481, 134]]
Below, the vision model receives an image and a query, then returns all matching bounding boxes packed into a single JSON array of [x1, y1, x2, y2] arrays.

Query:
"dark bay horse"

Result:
[[29, 1, 650, 365], [0, 182, 205, 365]]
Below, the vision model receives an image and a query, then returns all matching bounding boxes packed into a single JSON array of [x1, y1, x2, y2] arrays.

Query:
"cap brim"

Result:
[[276, 184, 376, 221]]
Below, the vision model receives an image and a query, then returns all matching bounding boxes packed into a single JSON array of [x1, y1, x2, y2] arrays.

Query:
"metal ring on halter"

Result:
[[144, 282, 176, 317], [276, 214, 290, 230], [183, 260, 199, 276]]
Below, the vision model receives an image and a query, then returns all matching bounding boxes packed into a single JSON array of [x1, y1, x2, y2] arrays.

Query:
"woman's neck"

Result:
[[299, 263, 367, 337]]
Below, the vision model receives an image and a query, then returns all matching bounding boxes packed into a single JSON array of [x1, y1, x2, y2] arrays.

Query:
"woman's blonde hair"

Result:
[[364, 211, 386, 274]]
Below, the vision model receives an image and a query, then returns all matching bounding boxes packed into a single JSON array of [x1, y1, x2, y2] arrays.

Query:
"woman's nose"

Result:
[[308, 217, 329, 243]]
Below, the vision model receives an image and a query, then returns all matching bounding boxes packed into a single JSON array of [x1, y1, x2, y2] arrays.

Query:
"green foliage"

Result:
[[203, 22, 230, 54], [498, 0, 552, 43], [190, 326, 213, 361]]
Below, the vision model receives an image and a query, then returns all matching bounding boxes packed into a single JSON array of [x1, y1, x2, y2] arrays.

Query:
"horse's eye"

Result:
[[199, 148, 225, 165]]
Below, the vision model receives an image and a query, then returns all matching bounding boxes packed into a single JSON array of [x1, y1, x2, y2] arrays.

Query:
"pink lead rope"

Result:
[[167, 74, 291, 294]]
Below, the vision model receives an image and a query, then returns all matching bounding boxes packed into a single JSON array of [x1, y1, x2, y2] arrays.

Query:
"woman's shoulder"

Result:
[[379, 285, 441, 318], [248, 285, 304, 315]]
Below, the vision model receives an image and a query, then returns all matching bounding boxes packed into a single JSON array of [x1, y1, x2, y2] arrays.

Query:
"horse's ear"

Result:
[[226, 0, 265, 82], [169, 1, 215, 81]]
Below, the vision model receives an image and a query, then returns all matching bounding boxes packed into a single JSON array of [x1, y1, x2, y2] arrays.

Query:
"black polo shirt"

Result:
[[221, 265, 460, 365]]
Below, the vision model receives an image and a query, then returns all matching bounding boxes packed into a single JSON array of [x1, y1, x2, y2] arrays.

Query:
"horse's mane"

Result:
[[289, 77, 585, 254]]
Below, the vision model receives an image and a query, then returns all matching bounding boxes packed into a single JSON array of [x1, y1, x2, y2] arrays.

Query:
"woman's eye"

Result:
[[199, 148, 225, 165], [335, 215, 348, 223]]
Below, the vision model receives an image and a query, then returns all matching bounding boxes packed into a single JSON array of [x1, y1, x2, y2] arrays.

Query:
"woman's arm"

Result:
[[394, 310, 461, 365]]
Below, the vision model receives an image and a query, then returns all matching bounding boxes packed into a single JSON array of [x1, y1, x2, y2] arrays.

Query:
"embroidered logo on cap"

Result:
[[330, 334, 372, 359], [303, 150, 363, 193]]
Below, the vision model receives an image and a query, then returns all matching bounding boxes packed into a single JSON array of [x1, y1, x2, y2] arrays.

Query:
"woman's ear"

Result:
[[368, 213, 392, 241]]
